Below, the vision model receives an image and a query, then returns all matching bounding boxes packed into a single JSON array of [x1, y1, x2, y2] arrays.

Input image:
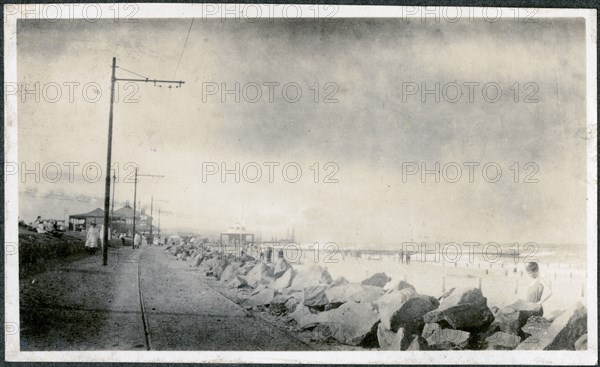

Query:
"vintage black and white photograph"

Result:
[[3, 4, 597, 364]]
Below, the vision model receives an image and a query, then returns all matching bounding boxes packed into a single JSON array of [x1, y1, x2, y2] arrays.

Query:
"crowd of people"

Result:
[[28, 215, 66, 237], [81, 222, 169, 255], [132, 233, 168, 248]]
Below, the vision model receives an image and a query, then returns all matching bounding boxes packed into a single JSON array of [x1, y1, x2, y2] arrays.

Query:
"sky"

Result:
[[15, 17, 589, 246]]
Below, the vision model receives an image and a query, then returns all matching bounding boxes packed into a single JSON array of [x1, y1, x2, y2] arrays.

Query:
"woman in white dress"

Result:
[[134, 233, 141, 249], [85, 223, 99, 255]]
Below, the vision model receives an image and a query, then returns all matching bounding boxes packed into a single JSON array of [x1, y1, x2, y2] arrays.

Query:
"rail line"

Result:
[[136, 248, 152, 351], [134, 246, 312, 351]]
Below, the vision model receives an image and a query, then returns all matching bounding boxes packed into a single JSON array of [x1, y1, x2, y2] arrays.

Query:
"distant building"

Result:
[[138, 208, 154, 233], [220, 224, 255, 245], [113, 202, 154, 234], [113, 202, 138, 233], [68, 208, 123, 231]]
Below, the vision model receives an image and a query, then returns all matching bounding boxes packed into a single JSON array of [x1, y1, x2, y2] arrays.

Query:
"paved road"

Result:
[[20, 245, 308, 351]]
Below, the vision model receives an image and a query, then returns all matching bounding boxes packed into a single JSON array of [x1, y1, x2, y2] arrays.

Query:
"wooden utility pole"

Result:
[[150, 195, 153, 240], [102, 57, 184, 264], [132, 167, 138, 245], [153, 199, 168, 237], [110, 173, 116, 233], [102, 57, 117, 266]]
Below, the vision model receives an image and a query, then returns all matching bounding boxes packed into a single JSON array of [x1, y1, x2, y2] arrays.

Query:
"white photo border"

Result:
[[3, 4, 597, 364]]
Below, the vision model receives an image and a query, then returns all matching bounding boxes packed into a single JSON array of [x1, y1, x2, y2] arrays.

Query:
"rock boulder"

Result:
[[422, 322, 442, 339], [273, 268, 295, 290], [326, 283, 385, 304], [423, 287, 494, 331], [485, 331, 520, 350], [270, 294, 291, 315], [322, 301, 381, 347], [228, 275, 247, 289], [191, 255, 205, 267], [331, 276, 350, 286], [239, 263, 255, 275], [377, 324, 410, 350], [303, 285, 329, 307], [406, 336, 429, 350], [426, 328, 470, 350], [220, 263, 242, 282], [517, 301, 587, 350], [212, 260, 228, 279], [574, 334, 587, 350], [285, 296, 300, 313], [521, 316, 552, 336], [361, 272, 391, 287], [290, 266, 332, 290], [493, 300, 543, 336], [377, 288, 439, 334], [246, 287, 275, 307], [290, 305, 330, 329], [245, 262, 275, 288]]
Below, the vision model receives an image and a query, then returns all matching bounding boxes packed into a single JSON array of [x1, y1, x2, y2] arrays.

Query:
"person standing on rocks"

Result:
[[85, 223, 99, 255], [525, 262, 553, 307]]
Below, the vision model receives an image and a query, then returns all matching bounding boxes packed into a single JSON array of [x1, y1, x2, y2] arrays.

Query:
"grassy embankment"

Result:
[[18, 226, 130, 277]]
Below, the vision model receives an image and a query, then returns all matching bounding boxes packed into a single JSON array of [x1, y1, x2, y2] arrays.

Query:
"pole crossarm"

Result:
[[115, 77, 184, 86], [135, 173, 165, 182]]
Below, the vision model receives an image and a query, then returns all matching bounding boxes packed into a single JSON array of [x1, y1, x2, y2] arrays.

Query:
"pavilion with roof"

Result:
[[68, 208, 123, 231], [219, 224, 255, 246]]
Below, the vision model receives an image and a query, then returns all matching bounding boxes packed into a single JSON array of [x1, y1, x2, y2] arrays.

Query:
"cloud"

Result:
[[15, 18, 588, 245]]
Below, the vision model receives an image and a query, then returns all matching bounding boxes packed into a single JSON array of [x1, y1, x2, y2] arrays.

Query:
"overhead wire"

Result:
[[173, 18, 195, 79], [117, 66, 149, 80]]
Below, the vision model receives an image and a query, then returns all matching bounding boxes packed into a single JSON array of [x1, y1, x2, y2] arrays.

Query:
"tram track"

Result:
[[135, 246, 312, 351], [136, 248, 152, 351]]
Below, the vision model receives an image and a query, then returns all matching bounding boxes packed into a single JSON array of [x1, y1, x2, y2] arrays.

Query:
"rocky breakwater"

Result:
[[164, 245, 588, 351]]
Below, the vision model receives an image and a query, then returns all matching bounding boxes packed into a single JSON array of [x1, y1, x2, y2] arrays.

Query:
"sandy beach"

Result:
[[284, 247, 586, 314]]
